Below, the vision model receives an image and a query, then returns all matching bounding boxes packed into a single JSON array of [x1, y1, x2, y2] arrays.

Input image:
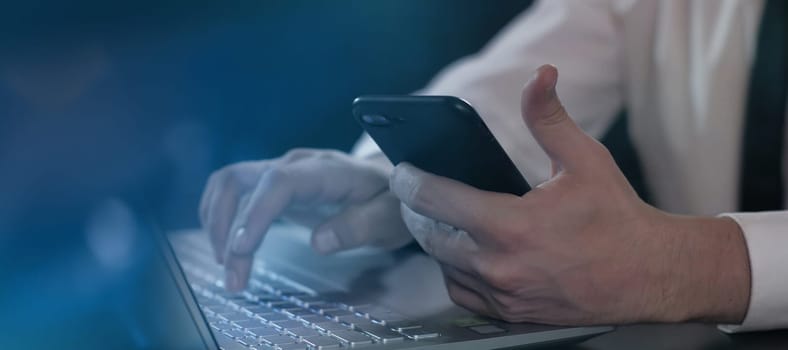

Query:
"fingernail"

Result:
[[231, 227, 248, 254], [527, 69, 539, 85], [225, 269, 239, 291], [314, 229, 340, 253], [539, 64, 558, 93]]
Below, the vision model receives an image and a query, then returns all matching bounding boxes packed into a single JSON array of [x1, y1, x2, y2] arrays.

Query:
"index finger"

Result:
[[400, 204, 479, 273], [389, 163, 520, 241]]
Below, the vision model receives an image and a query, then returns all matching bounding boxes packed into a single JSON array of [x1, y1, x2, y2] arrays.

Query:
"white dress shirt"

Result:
[[354, 0, 787, 332]]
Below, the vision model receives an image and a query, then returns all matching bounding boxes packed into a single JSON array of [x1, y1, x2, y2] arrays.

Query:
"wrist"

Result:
[[657, 215, 751, 324]]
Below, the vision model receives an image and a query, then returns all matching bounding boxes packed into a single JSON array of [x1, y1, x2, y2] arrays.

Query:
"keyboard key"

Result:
[[285, 327, 321, 338], [282, 308, 313, 318], [336, 314, 376, 329], [260, 335, 298, 346], [251, 296, 290, 307], [244, 289, 279, 302], [232, 319, 266, 330], [219, 292, 251, 304], [352, 305, 386, 317], [399, 327, 440, 340], [216, 337, 250, 350], [323, 309, 354, 321], [291, 295, 324, 307], [274, 344, 307, 350], [280, 291, 311, 299], [382, 320, 422, 331], [203, 284, 226, 296], [265, 280, 301, 295], [206, 315, 224, 324], [358, 324, 405, 343], [246, 326, 280, 338], [219, 312, 251, 323], [212, 321, 234, 331], [266, 299, 293, 307], [339, 303, 371, 312], [213, 291, 239, 302], [229, 299, 261, 310], [272, 303, 302, 312], [221, 328, 248, 340], [309, 304, 341, 315], [257, 313, 291, 323], [206, 305, 235, 315], [301, 335, 342, 349], [297, 314, 329, 325], [270, 320, 305, 331], [235, 336, 254, 347], [329, 330, 374, 346], [189, 281, 203, 291], [243, 305, 275, 315], [198, 297, 222, 307], [367, 310, 409, 324], [313, 322, 350, 334], [468, 324, 507, 334]]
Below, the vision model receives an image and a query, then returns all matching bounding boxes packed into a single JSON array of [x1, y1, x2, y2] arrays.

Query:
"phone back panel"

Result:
[[353, 95, 530, 196]]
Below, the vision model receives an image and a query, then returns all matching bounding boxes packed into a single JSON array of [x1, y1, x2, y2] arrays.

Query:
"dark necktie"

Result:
[[738, 0, 787, 211]]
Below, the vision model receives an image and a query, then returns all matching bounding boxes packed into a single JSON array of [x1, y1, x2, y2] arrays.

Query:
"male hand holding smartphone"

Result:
[[353, 95, 530, 196]]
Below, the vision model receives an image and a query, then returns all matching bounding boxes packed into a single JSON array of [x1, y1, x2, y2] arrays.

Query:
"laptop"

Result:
[[160, 222, 613, 350]]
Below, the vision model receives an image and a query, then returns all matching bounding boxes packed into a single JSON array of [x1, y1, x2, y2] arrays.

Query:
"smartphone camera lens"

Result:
[[361, 114, 392, 126]]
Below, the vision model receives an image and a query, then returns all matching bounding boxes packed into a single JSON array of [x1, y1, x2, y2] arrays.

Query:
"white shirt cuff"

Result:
[[718, 211, 788, 333]]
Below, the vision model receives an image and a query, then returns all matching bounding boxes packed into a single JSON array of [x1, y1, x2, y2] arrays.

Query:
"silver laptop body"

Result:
[[169, 223, 613, 350]]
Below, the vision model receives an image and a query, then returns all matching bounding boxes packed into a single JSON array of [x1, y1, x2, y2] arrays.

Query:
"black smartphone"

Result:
[[352, 95, 530, 195]]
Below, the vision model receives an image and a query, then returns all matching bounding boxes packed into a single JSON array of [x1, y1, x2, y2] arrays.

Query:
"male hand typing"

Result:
[[389, 65, 752, 325], [200, 150, 412, 291]]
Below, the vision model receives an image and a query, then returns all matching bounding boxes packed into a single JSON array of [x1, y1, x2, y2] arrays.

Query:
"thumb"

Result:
[[521, 64, 597, 172], [311, 191, 410, 254]]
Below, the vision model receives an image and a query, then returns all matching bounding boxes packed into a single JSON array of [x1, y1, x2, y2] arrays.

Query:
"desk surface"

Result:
[[565, 324, 788, 349]]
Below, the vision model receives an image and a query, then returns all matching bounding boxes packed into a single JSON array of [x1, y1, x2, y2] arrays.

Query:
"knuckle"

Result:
[[480, 264, 517, 293], [485, 293, 521, 322], [282, 148, 311, 161], [218, 161, 263, 187], [205, 171, 220, 190], [489, 291, 514, 312], [485, 217, 520, 244], [444, 281, 465, 305], [218, 165, 243, 187], [406, 179, 433, 213], [283, 147, 340, 163], [590, 141, 614, 162], [419, 231, 437, 255], [263, 166, 292, 185], [422, 230, 444, 256], [469, 255, 490, 276], [447, 289, 463, 306], [316, 149, 343, 160]]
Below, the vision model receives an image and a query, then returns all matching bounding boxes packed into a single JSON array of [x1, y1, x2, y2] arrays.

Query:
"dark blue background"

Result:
[[0, 0, 533, 230], [0, 1, 541, 348]]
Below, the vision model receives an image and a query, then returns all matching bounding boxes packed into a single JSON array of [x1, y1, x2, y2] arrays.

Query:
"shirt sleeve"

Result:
[[718, 211, 788, 333], [354, 0, 624, 185]]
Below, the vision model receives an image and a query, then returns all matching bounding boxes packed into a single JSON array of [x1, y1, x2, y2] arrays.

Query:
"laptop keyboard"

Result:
[[174, 241, 440, 350]]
